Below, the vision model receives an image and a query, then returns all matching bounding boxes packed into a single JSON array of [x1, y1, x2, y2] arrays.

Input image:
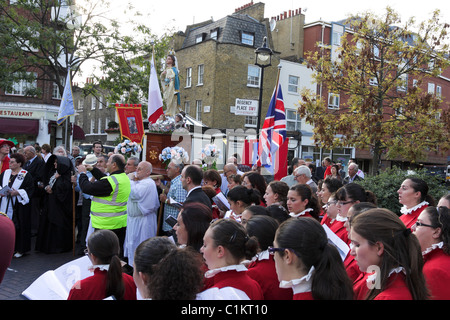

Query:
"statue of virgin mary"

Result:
[[160, 53, 181, 116]]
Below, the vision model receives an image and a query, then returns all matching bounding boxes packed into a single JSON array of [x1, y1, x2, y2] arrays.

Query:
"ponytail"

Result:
[[276, 218, 353, 300], [87, 230, 126, 300], [228, 185, 261, 206], [106, 255, 125, 300], [209, 219, 258, 261], [312, 242, 354, 300], [352, 208, 430, 300]]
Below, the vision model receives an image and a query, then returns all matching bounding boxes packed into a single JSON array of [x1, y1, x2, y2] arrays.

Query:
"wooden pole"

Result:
[[72, 183, 76, 256]]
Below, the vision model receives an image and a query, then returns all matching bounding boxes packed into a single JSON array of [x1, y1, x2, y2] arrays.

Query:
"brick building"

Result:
[[173, 2, 279, 132], [303, 19, 449, 172]]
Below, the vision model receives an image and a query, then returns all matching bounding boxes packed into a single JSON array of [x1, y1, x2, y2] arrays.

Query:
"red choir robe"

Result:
[[422, 245, 450, 300], [320, 213, 333, 228], [329, 218, 350, 245], [293, 291, 314, 300], [247, 252, 293, 300], [374, 272, 412, 300], [344, 252, 361, 283], [353, 272, 370, 300], [68, 268, 137, 300], [205, 265, 264, 300], [399, 201, 428, 229]]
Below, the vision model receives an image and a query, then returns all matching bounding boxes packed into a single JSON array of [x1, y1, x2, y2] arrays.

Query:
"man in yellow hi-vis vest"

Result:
[[77, 154, 130, 257]]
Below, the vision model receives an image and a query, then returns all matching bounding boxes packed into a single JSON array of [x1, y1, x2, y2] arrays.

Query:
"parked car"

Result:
[[423, 165, 447, 184]]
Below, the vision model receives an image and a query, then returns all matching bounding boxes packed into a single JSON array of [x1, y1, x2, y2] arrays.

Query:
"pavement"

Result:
[[0, 236, 79, 300]]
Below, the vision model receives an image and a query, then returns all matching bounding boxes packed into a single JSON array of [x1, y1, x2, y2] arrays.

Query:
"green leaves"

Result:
[[299, 7, 450, 174]]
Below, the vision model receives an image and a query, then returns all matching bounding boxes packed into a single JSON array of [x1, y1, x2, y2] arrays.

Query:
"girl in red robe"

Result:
[[68, 230, 136, 300], [245, 215, 293, 300], [413, 206, 450, 300], [350, 208, 429, 300], [200, 219, 263, 300], [397, 178, 435, 229], [272, 218, 353, 300]]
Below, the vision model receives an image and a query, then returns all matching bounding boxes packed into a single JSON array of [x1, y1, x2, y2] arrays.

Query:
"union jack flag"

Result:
[[256, 78, 286, 167]]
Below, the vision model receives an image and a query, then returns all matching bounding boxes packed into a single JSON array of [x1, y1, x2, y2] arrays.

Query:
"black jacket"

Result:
[[78, 168, 124, 197], [184, 187, 212, 208]]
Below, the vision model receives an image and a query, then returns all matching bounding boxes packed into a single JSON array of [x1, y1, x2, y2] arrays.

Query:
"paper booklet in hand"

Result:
[[0, 185, 12, 196], [22, 256, 92, 300], [168, 197, 183, 209], [212, 192, 230, 212]]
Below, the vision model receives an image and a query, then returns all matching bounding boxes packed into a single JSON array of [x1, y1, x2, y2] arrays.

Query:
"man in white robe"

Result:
[[124, 161, 159, 266]]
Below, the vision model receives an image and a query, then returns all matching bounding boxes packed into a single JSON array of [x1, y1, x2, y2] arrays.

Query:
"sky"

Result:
[[75, 0, 449, 81], [106, 0, 450, 36]]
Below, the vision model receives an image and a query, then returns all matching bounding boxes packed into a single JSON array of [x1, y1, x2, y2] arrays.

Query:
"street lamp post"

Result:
[[254, 36, 273, 138]]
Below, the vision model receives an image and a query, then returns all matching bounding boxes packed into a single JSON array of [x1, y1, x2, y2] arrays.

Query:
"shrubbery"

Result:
[[356, 167, 448, 215]]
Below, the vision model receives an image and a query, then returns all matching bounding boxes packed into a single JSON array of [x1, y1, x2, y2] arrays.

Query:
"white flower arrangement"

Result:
[[200, 144, 221, 169], [114, 140, 142, 159], [159, 146, 189, 166]]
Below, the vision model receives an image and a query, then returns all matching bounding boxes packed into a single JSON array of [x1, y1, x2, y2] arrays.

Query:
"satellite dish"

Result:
[[270, 18, 277, 32]]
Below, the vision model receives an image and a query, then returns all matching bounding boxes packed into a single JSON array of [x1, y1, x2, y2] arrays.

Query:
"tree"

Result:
[[299, 8, 450, 175], [0, 0, 171, 108]]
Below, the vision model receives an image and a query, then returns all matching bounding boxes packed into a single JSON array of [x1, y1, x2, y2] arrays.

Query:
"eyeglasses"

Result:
[[268, 246, 285, 255], [414, 221, 437, 229], [268, 246, 301, 258], [337, 200, 355, 206], [325, 200, 337, 207]]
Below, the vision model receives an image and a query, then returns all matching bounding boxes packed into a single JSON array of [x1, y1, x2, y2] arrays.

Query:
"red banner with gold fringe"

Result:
[[115, 104, 145, 145]]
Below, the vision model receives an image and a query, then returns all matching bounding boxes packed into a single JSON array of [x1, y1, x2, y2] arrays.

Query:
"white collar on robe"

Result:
[[279, 266, 315, 294], [335, 214, 347, 222], [204, 264, 247, 278], [400, 201, 428, 215], [366, 266, 406, 285], [422, 241, 444, 256], [290, 208, 314, 218]]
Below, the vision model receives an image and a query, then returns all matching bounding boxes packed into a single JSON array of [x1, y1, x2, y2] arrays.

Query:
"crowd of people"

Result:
[[1, 137, 449, 300]]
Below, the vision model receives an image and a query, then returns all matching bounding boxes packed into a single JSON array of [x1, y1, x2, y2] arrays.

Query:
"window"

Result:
[[197, 64, 204, 85], [78, 100, 84, 110], [328, 93, 340, 109], [245, 116, 257, 127], [286, 109, 301, 131], [428, 83, 435, 94], [91, 97, 97, 110], [184, 101, 190, 114], [196, 100, 202, 121], [331, 24, 344, 46], [412, 79, 418, 88], [373, 44, 380, 59], [211, 29, 218, 40], [369, 77, 378, 86], [52, 82, 62, 99], [196, 34, 203, 44], [186, 68, 192, 88], [98, 118, 102, 134], [90, 119, 95, 134], [5, 72, 37, 96], [241, 32, 254, 46], [247, 65, 260, 87], [99, 96, 103, 109], [288, 75, 299, 94], [436, 85, 442, 97], [397, 74, 408, 92]]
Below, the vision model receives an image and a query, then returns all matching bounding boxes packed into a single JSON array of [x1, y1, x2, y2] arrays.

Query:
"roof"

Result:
[[181, 13, 268, 49]]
